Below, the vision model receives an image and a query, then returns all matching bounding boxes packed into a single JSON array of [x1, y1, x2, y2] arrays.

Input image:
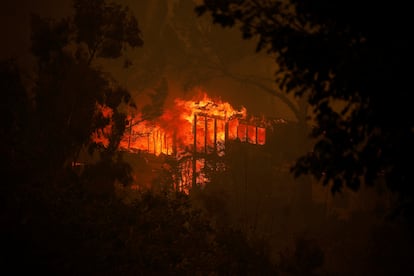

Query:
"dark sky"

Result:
[[0, 0, 297, 120]]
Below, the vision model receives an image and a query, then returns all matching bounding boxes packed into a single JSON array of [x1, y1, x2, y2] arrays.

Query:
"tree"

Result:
[[0, 59, 30, 204], [121, 0, 307, 131], [195, 1, 413, 220], [72, 0, 143, 65], [27, 0, 143, 183], [1, 0, 142, 271]]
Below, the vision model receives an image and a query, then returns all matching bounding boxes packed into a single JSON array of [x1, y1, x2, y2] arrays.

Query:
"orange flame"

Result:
[[93, 90, 270, 192], [119, 91, 265, 155]]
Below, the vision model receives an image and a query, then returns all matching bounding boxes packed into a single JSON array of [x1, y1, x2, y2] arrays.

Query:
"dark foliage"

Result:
[[27, 0, 142, 179], [1, 1, 279, 274], [2, 166, 277, 275], [73, 0, 143, 63], [196, 0, 414, 222], [279, 238, 324, 276]]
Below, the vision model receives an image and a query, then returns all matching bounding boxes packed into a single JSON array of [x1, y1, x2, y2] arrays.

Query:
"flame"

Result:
[[119, 91, 265, 155], [93, 89, 270, 192]]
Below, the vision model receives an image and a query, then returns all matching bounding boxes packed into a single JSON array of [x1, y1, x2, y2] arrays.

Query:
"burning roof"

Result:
[[119, 92, 268, 157]]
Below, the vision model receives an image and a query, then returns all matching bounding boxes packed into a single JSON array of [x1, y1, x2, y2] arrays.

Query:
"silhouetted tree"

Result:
[[0, 60, 27, 158], [0, 59, 30, 204], [1, 0, 143, 272], [28, 0, 143, 183], [73, 0, 143, 65], [1, 2, 281, 275], [279, 238, 325, 276], [196, 0, 413, 221]]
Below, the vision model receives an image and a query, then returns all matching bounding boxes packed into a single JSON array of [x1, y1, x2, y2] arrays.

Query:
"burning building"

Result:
[[120, 93, 266, 155], [114, 91, 286, 192]]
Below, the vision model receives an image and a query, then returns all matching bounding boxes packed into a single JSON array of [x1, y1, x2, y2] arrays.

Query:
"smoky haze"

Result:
[[2, 1, 413, 275], [0, 0, 297, 121]]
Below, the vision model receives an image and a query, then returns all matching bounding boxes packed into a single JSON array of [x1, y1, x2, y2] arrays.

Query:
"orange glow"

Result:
[[118, 91, 259, 156], [91, 104, 113, 147], [93, 90, 273, 191], [257, 127, 266, 145]]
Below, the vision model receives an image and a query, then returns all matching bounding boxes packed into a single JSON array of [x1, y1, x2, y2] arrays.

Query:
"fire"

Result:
[[93, 90, 269, 192], [119, 92, 266, 155]]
